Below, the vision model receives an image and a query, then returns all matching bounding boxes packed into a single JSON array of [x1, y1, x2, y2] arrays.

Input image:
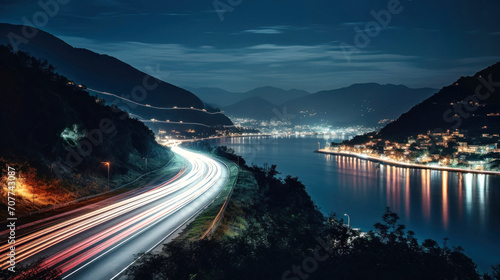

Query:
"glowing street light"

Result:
[[344, 213, 350, 228], [101, 162, 110, 190]]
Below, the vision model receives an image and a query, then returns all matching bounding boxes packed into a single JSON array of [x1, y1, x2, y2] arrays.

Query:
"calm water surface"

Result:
[[210, 135, 500, 272]]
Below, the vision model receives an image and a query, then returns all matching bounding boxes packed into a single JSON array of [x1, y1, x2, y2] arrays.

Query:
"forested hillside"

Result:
[[0, 45, 172, 214]]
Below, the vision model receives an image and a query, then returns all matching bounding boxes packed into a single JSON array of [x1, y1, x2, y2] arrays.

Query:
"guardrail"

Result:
[[201, 167, 238, 239]]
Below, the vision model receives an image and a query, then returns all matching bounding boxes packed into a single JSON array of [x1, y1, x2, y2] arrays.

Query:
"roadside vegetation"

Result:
[[180, 155, 239, 241], [128, 143, 500, 280]]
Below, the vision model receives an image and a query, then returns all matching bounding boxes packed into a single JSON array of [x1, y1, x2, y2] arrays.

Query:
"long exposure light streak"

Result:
[[87, 88, 223, 114], [0, 147, 227, 279]]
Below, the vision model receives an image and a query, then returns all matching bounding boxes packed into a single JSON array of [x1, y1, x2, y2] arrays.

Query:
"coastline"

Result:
[[315, 149, 500, 176], [161, 134, 272, 146]]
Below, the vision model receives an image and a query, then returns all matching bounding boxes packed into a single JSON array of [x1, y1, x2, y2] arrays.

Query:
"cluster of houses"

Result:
[[331, 129, 500, 170]]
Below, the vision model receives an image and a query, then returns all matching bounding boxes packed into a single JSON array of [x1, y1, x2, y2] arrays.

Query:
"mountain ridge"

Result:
[[221, 83, 437, 125], [283, 83, 437, 126], [223, 96, 278, 120], [0, 23, 233, 136], [189, 86, 310, 107], [378, 62, 500, 140]]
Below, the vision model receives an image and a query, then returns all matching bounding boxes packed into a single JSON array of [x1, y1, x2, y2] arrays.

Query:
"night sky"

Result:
[[1, 0, 500, 92]]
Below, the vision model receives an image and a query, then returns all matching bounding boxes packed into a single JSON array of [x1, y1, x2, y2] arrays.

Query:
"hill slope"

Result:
[[189, 86, 310, 107], [379, 62, 500, 140], [283, 83, 436, 126], [0, 23, 233, 136], [186, 87, 243, 108], [0, 45, 172, 214], [245, 86, 310, 105], [223, 96, 278, 120]]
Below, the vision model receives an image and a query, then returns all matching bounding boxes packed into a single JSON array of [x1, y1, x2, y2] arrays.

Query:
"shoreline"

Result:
[[161, 134, 272, 146], [315, 149, 500, 176]]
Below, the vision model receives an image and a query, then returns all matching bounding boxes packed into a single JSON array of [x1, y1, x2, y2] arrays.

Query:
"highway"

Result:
[[0, 146, 229, 279]]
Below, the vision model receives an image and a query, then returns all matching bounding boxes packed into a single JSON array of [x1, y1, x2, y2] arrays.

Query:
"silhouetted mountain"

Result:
[[283, 83, 436, 126], [378, 62, 500, 141], [223, 97, 278, 120], [189, 86, 310, 107], [246, 86, 310, 105], [0, 23, 233, 136], [0, 45, 171, 198], [187, 87, 243, 107]]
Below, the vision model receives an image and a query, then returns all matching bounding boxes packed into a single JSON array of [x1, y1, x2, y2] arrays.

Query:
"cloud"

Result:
[[162, 13, 190, 16], [77, 0, 123, 7], [413, 27, 439, 33], [58, 35, 431, 92], [353, 26, 403, 33], [243, 28, 283, 34], [339, 22, 403, 32], [342, 22, 365, 26], [58, 35, 494, 93], [60, 11, 162, 20], [241, 25, 297, 35]]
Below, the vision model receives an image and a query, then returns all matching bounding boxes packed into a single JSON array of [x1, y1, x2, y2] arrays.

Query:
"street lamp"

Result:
[[344, 213, 350, 228], [143, 157, 148, 172], [101, 162, 110, 190]]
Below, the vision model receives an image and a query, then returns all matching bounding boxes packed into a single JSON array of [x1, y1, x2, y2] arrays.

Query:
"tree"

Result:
[[0, 259, 62, 280]]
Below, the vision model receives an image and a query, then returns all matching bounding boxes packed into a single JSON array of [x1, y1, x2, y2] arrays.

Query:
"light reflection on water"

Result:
[[442, 171, 448, 229], [210, 135, 500, 272], [333, 156, 492, 231]]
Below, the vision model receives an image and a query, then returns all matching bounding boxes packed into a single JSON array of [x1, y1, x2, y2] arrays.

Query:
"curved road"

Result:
[[0, 147, 229, 279]]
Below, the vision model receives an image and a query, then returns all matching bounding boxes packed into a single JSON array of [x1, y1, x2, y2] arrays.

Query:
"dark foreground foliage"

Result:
[[0, 258, 61, 280], [128, 145, 499, 280]]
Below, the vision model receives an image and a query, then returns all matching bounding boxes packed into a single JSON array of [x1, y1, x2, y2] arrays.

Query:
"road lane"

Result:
[[0, 147, 230, 279]]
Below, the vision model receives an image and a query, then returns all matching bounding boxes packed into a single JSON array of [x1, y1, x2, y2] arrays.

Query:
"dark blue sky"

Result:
[[1, 0, 500, 92]]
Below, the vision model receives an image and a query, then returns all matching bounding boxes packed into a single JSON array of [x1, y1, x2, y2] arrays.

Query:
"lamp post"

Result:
[[344, 213, 350, 228], [101, 162, 110, 190]]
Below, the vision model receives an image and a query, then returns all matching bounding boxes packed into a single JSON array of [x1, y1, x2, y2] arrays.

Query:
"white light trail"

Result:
[[0, 147, 226, 279], [87, 88, 223, 114]]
